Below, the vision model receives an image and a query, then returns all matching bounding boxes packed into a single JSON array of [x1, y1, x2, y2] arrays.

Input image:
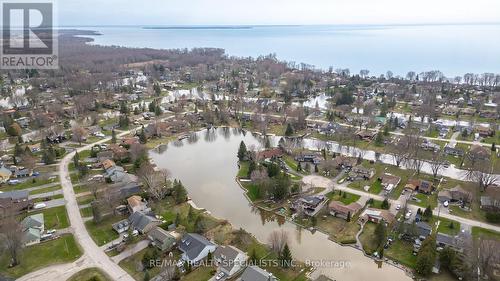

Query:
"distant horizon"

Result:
[[57, 22, 500, 28]]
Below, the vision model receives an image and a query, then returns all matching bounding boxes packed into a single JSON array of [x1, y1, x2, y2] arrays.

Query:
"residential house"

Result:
[[213, 245, 248, 278], [405, 179, 434, 194], [436, 232, 465, 252], [148, 227, 179, 252], [178, 233, 217, 264], [21, 213, 44, 246], [112, 219, 130, 234], [108, 144, 129, 161], [378, 173, 401, 192], [333, 156, 357, 170], [442, 106, 459, 116], [348, 165, 375, 181], [475, 125, 494, 137], [0, 190, 32, 217], [480, 196, 500, 212], [128, 211, 161, 234], [416, 221, 433, 239], [295, 154, 321, 165], [0, 165, 12, 183], [257, 148, 284, 161], [444, 146, 464, 157], [12, 167, 32, 178], [238, 265, 278, 281], [469, 145, 491, 161], [438, 185, 472, 204], [329, 201, 363, 220], [290, 195, 326, 216], [127, 195, 148, 213], [356, 130, 377, 141], [359, 208, 395, 225]]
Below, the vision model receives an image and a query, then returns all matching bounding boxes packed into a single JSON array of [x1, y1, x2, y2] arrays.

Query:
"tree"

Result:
[[72, 125, 88, 145], [285, 123, 294, 136], [73, 151, 80, 169], [429, 150, 446, 180], [423, 205, 433, 220], [111, 129, 117, 144], [0, 216, 23, 266], [280, 243, 293, 268], [7, 122, 22, 137], [139, 127, 147, 144], [172, 180, 188, 204], [415, 235, 437, 276], [249, 248, 258, 264], [465, 159, 498, 191], [194, 215, 205, 233], [268, 230, 288, 255], [237, 141, 247, 161], [137, 163, 171, 201], [492, 142, 496, 152], [374, 222, 387, 249], [381, 198, 390, 210]]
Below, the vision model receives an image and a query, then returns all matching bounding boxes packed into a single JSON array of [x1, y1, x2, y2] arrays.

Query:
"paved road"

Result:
[[111, 240, 150, 263], [19, 131, 135, 281], [303, 175, 500, 233], [28, 189, 63, 199]]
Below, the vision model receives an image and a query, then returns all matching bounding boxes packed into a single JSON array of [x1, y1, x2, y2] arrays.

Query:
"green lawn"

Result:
[[359, 222, 378, 254], [240, 181, 262, 201], [435, 217, 461, 236], [0, 234, 82, 278], [29, 185, 61, 195], [182, 266, 215, 281], [237, 161, 250, 178], [327, 190, 361, 205], [369, 180, 383, 194], [27, 206, 70, 229], [385, 239, 417, 269], [471, 227, 500, 240], [1, 177, 59, 191], [119, 248, 163, 281], [68, 268, 111, 281], [85, 215, 124, 246], [80, 207, 93, 218], [410, 192, 438, 209]]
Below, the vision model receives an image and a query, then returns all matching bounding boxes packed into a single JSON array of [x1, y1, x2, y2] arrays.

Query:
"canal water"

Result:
[[150, 128, 412, 281]]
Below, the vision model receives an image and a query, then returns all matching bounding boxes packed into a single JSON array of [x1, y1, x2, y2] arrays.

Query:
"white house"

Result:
[[178, 233, 217, 264]]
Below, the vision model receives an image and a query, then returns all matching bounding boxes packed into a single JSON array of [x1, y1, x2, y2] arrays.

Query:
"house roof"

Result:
[[23, 228, 40, 242], [22, 213, 44, 230], [0, 190, 29, 200], [240, 266, 277, 281], [128, 211, 160, 232], [148, 227, 177, 247], [329, 201, 362, 215], [127, 195, 144, 209], [214, 245, 246, 273], [0, 165, 12, 177], [380, 173, 401, 186], [179, 233, 215, 261]]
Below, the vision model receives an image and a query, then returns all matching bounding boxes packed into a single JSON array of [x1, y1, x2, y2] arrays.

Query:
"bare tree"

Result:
[[72, 124, 88, 145], [0, 216, 23, 266], [268, 229, 289, 255], [129, 143, 147, 163], [465, 159, 499, 191], [137, 163, 171, 201], [477, 239, 500, 279], [429, 150, 446, 180]]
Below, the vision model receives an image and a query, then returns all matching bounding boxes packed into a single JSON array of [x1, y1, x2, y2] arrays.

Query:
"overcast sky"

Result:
[[58, 0, 500, 26]]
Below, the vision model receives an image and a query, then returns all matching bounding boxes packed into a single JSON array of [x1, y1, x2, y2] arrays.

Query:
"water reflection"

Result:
[[150, 128, 412, 281]]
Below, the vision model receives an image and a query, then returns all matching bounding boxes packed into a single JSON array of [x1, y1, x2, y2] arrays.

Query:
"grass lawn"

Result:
[[471, 227, 500, 241], [240, 181, 261, 202], [27, 206, 70, 229], [237, 161, 250, 178], [119, 248, 163, 281], [369, 180, 383, 194], [0, 234, 82, 278], [327, 190, 361, 205], [385, 239, 417, 269], [29, 185, 61, 195], [182, 266, 215, 281], [80, 207, 93, 218], [359, 222, 378, 254], [85, 215, 125, 246], [435, 217, 461, 236], [367, 199, 389, 210], [410, 192, 438, 209], [68, 268, 111, 281], [1, 177, 59, 191]]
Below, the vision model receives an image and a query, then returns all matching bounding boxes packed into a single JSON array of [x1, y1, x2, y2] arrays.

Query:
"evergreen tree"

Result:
[[492, 142, 497, 152], [194, 215, 205, 233], [374, 222, 387, 249], [139, 127, 147, 143], [423, 205, 433, 220], [175, 213, 181, 226], [73, 151, 80, 169], [381, 198, 390, 210], [173, 181, 187, 204], [111, 129, 117, 144], [237, 141, 247, 161], [143, 270, 150, 281], [285, 123, 294, 136], [415, 235, 437, 276], [346, 211, 351, 222], [280, 243, 293, 268]]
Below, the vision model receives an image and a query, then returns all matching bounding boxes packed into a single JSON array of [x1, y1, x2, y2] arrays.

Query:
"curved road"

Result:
[[19, 133, 135, 281]]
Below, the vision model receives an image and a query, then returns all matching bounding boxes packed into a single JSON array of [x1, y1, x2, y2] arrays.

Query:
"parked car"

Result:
[[8, 179, 20, 185], [34, 203, 47, 209], [216, 272, 225, 280]]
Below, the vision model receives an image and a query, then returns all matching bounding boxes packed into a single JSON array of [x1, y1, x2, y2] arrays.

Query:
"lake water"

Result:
[[150, 128, 412, 281], [77, 24, 500, 76]]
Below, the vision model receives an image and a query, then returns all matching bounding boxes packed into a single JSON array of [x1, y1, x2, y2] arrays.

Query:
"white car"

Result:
[[46, 229, 56, 234], [34, 203, 47, 209], [396, 204, 401, 210], [215, 272, 225, 280], [443, 201, 449, 207]]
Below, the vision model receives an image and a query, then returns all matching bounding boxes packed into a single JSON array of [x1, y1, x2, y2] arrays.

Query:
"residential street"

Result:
[[302, 175, 500, 233]]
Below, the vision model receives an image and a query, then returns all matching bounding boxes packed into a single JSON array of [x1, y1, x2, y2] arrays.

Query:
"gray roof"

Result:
[[22, 213, 44, 230], [239, 266, 277, 281], [0, 190, 29, 200], [416, 221, 432, 237], [214, 245, 245, 273], [179, 233, 215, 261], [128, 211, 159, 232]]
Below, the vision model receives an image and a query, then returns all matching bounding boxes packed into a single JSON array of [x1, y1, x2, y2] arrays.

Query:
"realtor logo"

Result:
[[1, 1, 58, 69]]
